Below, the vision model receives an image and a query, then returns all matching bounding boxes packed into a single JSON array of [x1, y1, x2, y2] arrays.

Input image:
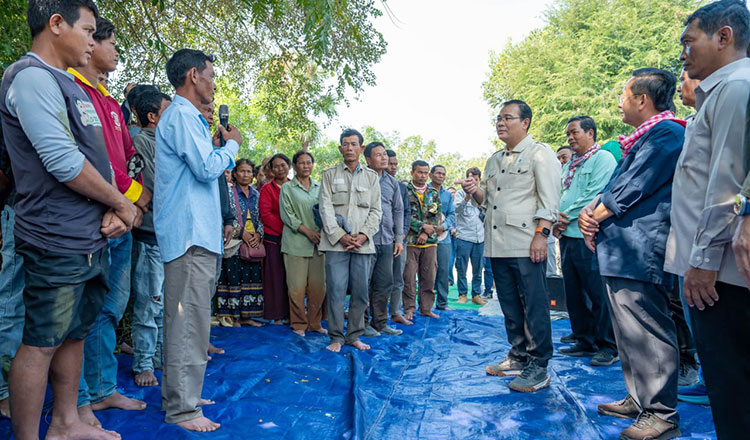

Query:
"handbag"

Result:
[[233, 186, 266, 261]]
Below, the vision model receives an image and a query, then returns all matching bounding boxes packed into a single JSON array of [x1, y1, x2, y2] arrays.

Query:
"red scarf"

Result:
[[618, 111, 686, 158], [563, 144, 600, 190]]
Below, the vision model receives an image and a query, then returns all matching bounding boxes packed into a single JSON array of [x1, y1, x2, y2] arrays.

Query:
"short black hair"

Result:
[[466, 167, 481, 178], [166, 49, 216, 89], [133, 90, 170, 127], [127, 84, 159, 105], [340, 128, 363, 146], [412, 160, 429, 171], [630, 68, 677, 113], [566, 116, 598, 142], [430, 165, 446, 173], [385, 149, 397, 158], [27, 0, 99, 38], [93, 16, 114, 42], [686, 0, 750, 51], [364, 141, 385, 158], [558, 145, 573, 152], [292, 150, 314, 164], [270, 153, 291, 167], [502, 99, 533, 130]]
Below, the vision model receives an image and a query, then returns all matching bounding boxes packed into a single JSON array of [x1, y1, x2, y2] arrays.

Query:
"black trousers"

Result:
[[490, 257, 552, 367], [559, 237, 616, 353], [691, 282, 750, 440], [667, 281, 698, 366]]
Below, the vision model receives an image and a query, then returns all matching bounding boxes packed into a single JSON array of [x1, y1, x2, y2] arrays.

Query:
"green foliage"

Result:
[[483, 0, 708, 148], [0, 0, 30, 73]]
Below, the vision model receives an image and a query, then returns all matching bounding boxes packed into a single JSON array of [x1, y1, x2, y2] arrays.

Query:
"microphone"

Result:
[[218, 105, 229, 146]]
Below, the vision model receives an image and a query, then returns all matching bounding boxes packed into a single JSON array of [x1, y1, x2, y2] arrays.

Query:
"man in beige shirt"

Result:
[[665, 2, 750, 437], [319, 128, 382, 353], [458, 99, 561, 393]]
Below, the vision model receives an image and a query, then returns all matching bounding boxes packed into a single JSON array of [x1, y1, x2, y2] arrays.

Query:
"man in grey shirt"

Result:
[[666, 2, 750, 438], [363, 142, 404, 337], [454, 167, 487, 306]]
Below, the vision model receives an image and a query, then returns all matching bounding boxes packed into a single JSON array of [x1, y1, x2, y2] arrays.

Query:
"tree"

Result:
[[482, 0, 708, 147], [0, 0, 29, 72]]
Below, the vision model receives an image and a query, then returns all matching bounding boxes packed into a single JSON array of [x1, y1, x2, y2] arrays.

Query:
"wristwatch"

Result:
[[735, 194, 750, 216], [535, 226, 551, 238]]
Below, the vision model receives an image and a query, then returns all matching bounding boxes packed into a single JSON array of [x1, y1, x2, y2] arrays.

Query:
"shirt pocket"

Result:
[[506, 163, 532, 188], [354, 185, 370, 208], [331, 184, 349, 206], [505, 213, 534, 249]]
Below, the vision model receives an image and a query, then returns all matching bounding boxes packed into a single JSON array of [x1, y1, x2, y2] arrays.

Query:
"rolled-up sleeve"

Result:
[[690, 81, 750, 271], [6, 67, 85, 182], [533, 148, 561, 222]]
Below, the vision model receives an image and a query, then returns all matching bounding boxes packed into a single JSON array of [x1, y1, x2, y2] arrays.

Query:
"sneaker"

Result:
[[559, 342, 597, 357], [597, 395, 640, 419], [481, 291, 493, 299], [619, 411, 680, 440], [457, 295, 468, 304], [471, 295, 487, 306], [380, 325, 403, 336], [485, 356, 527, 377], [677, 362, 699, 387], [560, 333, 577, 344], [363, 326, 381, 337], [591, 350, 619, 367], [509, 363, 551, 393], [677, 382, 710, 405]]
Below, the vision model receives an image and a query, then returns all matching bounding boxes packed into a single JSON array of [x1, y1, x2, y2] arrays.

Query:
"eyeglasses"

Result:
[[618, 93, 643, 105], [496, 115, 522, 123]]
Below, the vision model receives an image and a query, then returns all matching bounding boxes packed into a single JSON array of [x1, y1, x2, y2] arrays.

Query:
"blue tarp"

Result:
[[0, 310, 715, 439]]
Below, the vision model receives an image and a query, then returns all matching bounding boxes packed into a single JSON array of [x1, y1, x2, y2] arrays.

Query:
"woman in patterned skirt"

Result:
[[216, 159, 264, 327]]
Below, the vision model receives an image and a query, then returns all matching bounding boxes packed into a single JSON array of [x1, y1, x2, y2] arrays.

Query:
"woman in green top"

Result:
[[280, 151, 327, 337]]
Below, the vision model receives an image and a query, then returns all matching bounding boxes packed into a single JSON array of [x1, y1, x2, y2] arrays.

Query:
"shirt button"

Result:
[[496, 187, 501, 191], [704, 258, 710, 263], [493, 206, 497, 210], [522, 223, 526, 227], [493, 225, 497, 230], [501, 170, 505, 173]]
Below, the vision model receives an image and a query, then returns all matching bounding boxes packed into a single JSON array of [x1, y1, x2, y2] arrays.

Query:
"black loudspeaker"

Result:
[[547, 276, 567, 312]]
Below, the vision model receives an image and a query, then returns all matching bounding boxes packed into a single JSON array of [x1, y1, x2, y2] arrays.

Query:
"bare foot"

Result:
[[326, 342, 342, 353], [310, 327, 328, 335], [46, 419, 120, 440], [91, 391, 146, 411], [0, 397, 9, 418], [292, 329, 305, 337], [350, 340, 371, 351], [392, 315, 413, 326], [176, 416, 220, 433], [403, 312, 414, 320], [272, 319, 283, 325], [420, 311, 440, 319], [207, 355, 212, 361], [77, 404, 101, 428], [134, 370, 159, 387], [119, 342, 134, 355], [197, 398, 215, 406], [240, 319, 263, 327], [232, 320, 241, 328], [208, 343, 225, 354]]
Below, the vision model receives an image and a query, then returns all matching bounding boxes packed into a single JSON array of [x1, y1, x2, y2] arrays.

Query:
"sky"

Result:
[[323, 0, 556, 159]]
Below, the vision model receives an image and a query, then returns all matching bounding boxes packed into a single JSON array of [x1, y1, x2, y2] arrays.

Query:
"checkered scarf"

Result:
[[618, 110, 678, 158], [562, 144, 600, 190]]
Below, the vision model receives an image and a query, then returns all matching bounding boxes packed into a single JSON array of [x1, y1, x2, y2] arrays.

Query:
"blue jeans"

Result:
[[448, 236, 456, 285], [434, 241, 451, 308], [78, 232, 133, 406], [131, 239, 164, 373], [0, 206, 25, 400], [483, 257, 494, 294], [454, 239, 484, 297]]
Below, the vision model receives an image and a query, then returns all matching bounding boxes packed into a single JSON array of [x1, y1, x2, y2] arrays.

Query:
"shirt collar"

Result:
[[65, 68, 112, 98], [340, 162, 362, 175], [506, 134, 534, 154], [291, 176, 318, 191], [171, 94, 209, 128], [697, 58, 750, 96]]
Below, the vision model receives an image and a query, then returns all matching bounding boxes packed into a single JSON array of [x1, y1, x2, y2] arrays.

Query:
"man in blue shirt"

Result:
[[154, 49, 241, 433], [553, 116, 617, 366], [580, 69, 685, 440], [429, 165, 456, 310]]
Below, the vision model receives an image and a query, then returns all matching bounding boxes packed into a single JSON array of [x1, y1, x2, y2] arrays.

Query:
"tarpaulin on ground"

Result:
[[0, 310, 716, 439]]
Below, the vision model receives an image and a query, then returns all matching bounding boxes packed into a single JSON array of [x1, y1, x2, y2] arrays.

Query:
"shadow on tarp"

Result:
[[0, 311, 715, 439]]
